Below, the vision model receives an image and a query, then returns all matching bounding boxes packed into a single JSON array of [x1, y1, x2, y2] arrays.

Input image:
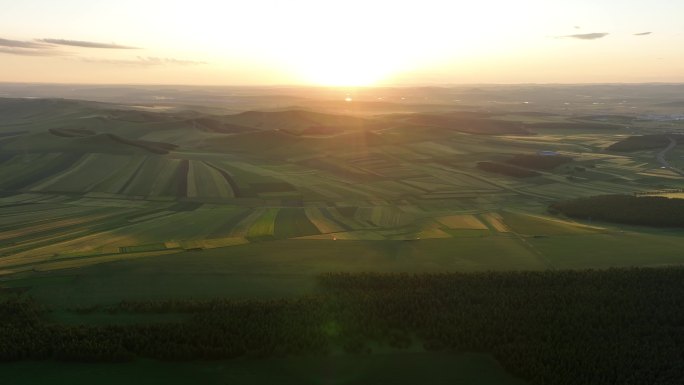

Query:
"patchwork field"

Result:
[[3, 86, 684, 384]]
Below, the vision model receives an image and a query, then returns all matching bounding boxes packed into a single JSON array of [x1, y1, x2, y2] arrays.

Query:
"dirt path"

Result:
[[656, 136, 684, 176]]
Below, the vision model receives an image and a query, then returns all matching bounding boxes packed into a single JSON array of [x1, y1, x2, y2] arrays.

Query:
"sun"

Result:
[[283, 47, 400, 87], [299, 60, 392, 87], [272, 24, 405, 87]]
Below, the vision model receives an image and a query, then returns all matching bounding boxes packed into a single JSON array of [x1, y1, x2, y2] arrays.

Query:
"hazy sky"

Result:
[[1, 0, 682, 86]]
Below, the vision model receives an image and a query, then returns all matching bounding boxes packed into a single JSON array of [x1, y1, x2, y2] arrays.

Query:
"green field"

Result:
[[2, 96, 684, 280], [0, 353, 526, 385], [2, 89, 684, 384]]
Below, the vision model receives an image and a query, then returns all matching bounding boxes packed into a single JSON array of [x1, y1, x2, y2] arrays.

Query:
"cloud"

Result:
[[80, 56, 207, 66], [560, 33, 609, 40], [0, 37, 50, 49], [0, 47, 65, 56], [634, 32, 652, 36], [0, 38, 65, 56], [38, 38, 139, 49]]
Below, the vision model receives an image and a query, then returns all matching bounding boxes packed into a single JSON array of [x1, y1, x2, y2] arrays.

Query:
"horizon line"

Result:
[[2, 81, 684, 89]]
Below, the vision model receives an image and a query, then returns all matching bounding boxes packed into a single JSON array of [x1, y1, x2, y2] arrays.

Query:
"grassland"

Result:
[[2, 91, 684, 383], [0, 352, 525, 385]]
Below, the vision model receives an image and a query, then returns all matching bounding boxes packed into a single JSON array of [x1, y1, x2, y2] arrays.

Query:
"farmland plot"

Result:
[[499, 211, 603, 235], [90, 155, 147, 194], [30, 154, 132, 193], [0, 153, 79, 191], [436, 215, 488, 230], [246, 208, 279, 240], [304, 207, 347, 233], [355, 206, 414, 228], [273, 208, 320, 239]]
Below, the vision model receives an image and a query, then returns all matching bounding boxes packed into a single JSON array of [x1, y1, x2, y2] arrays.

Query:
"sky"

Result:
[[0, 0, 682, 86]]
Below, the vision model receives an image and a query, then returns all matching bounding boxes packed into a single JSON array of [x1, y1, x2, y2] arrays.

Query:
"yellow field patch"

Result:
[[229, 209, 266, 237], [499, 211, 606, 236], [514, 212, 606, 231], [0, 230, 144, 267], [416, 226, 452, 239], [481, 213, 510, 232], [0, 212, 117, 241], [658, 193, 684, 199], [246, 208, 279, 238], [436, 215, 488, 230], [638, 169, 683, 179]]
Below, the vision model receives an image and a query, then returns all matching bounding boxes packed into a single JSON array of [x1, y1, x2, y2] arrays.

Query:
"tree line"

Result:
[[550, 194, 684, 227], [4, 268, 684, 384], [607, 134, 681, 152]]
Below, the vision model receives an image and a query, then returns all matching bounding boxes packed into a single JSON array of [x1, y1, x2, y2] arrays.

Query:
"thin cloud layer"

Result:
[[39, 39, 139, 49], [0, 38, 50, 49], [634, 32, 652, 36], [0, 37, 63, 56], [1, 36, 202, 66], [561, 33, 609, 40], [0, 47, 64, 56], [81, 56, 206, 66]]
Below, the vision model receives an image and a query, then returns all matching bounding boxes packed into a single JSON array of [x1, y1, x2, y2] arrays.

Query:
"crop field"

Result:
[[436, 214, 488, 230], [245, 208, 280, 240], [3, 93, 684, 384]]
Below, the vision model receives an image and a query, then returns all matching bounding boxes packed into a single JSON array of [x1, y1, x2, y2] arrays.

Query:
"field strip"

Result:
[[229, 208, 267, 237], [0, 193, 55, 205], [415, 163, 554, 200], [246, 208, 279, 238], [206, 164, 234, 198], [229, 161, 282, 177], [0, 206, 105, 226], [127, 210, 175, 223], [505, 210, 607, 231], [28, 153, 93, 191], [32, 249, 182, 272], [148, 160, 181, 196], [186, 160, 199, 198], [116, 156, 149, 194], [304, 207, 346, 233], [180, 237, 249, 250], [322, 207, 366, 230], [0, 230, 143, 265], [416, 226, 452, 239], [481, 213, 511, 233], [355, 206, 414, 228], [436, 215, 488, 230], [0, 228, 95, 257], [92, 155, 146, 193], [0, 254, 60, 269], [204, 162, 240, 198], [350, 183, 395, 197], [295, 230, 385, 240], [322, 181, 379, 199], [306, 184, 345, 199], [0, 212, 117, 241], [68, 197, 151, 208]]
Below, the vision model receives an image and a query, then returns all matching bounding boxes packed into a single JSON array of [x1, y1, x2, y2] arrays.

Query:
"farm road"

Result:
[[656, 137, 684, 176]]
